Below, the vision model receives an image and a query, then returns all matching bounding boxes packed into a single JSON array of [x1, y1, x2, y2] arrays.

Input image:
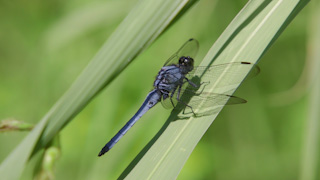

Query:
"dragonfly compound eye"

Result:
[[179, 56, 194, 73], [179, 56, 194, 67]]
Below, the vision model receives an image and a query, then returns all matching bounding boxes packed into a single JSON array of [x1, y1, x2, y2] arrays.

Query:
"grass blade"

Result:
[[121, 0, 310, 179], [299, 1, 320, 179], [0, 0, 198, 179]]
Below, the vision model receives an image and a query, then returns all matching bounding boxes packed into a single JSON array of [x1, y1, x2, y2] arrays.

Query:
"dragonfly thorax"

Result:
[[178, 56, 194, 74]]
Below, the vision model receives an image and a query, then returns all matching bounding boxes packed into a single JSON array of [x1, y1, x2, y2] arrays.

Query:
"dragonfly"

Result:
[[98, 39, 259, 156]]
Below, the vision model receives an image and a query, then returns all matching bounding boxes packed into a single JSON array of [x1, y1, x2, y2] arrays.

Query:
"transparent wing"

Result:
[[164, 39, 199, 66], [172, 62, 260, 91], [186, 62, 260, 85], [179, 91, 247, 117], [161, 85, 247, 117], [161, 88, 246, 108], [161, 62, 260, 117]]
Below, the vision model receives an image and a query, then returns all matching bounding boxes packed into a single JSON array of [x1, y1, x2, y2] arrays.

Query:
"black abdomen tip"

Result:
[[98, 147, 110, 157], [98, 151, 105, 157]]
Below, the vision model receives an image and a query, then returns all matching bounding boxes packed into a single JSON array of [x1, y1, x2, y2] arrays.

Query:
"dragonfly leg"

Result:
[[185, 77, 198, 88], [169, 88, 177, 108], [184, 77, 210, 96], [162, 93, 168, 100], [185, 77, 210, 96], [176, 84, 196, 116], [194, 81, 210, 95]]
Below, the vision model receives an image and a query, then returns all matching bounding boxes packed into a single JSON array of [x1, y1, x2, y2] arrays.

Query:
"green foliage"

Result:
[[0, 0, 315, 179], [0, 0, 198, 179], [0, 119, 33, 132]]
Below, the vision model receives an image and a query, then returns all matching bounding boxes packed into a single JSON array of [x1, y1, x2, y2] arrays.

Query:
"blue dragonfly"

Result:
[[98, 39, 259, 156]]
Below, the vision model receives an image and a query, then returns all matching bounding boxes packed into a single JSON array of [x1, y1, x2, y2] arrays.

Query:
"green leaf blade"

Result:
[[122, 0, 310, 179], [0, 0, 198, 179]]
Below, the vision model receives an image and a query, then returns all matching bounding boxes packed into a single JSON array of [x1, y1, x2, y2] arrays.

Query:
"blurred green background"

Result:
[[0, 0, 317, 179]]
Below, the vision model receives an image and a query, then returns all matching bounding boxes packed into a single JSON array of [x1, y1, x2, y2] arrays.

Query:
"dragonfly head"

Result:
[[179, 56, 194, 73]]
